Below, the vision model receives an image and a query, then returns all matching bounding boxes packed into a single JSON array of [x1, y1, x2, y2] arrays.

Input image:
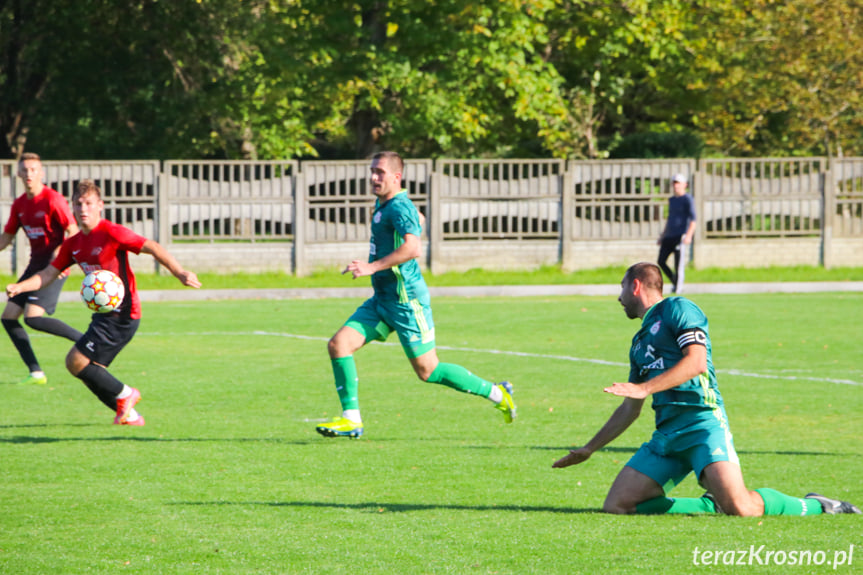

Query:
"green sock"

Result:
[[756, 488, 822, 516], [427, 363, 494, 397], [332, 356, 359, 411], [636, 496, 718, 515]]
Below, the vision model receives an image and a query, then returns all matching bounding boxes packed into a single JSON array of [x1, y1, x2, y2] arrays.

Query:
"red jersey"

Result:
[[4, 186, 74, 266], [52, 219, 148, 319]]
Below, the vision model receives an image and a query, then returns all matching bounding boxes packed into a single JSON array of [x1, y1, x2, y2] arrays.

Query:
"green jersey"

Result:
[[628, 296, 724, 429], [369, 190, 427, 303]]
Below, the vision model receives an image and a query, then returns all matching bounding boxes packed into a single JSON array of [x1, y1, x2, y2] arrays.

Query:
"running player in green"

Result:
[[553, 262, 860, 516], [316, 151, 515, 439]]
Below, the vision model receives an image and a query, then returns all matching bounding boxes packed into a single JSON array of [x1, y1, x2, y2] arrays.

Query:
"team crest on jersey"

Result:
[[373, 212, 382, 223], [35, 210, 46, 218], [91, 247, 103, 256], [650, 320, 662, 335]]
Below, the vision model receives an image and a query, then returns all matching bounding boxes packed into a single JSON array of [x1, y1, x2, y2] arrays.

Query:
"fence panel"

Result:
[[700, 158, 824, 238], [41, 161, 161, 240], [437, 159, 563, 240], [0, 161, 13, 217], [301, 160, 431, 243], [834, 158, 863, 237], [567, 160, 694, 239], [1, 161, 13, 201], [165, 160, 297, 242], [2, 156, 862, 276], [0, 162, 13, 271]]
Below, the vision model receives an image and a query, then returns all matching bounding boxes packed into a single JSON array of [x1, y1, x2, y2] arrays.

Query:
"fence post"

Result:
[[560, 162, 573, 271], [157, 162, 170, 275], [293, 167, 306, 276], [692, 163, 705, 270], [429, 161, 442, 274], [821, 164, 834, 269], [12, 173, 27, 276]]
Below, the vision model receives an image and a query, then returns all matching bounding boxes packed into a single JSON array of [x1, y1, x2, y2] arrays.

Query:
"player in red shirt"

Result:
[[0, 153, 82, 385], [6, 179, 201, 426]]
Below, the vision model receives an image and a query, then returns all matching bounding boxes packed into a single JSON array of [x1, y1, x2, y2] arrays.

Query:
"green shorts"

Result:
[[626, 408, 739, 493], [345, 294, 436, 358]]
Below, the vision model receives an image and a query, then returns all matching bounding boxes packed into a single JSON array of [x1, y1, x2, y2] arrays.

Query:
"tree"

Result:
[[256, 0, 572, 159], [0, 0, 79, 158], [690, 0, 863, 157]]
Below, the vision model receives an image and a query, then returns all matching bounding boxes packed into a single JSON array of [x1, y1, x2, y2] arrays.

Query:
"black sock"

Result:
[[25, 316, 83, 342], [76, 363, 124, 410], [2, 319, 40, 372]]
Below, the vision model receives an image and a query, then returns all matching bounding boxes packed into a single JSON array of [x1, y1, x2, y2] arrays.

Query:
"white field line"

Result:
[[136, 330, 863, 387]]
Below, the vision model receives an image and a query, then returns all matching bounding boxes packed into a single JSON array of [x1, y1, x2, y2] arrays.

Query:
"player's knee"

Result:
[[328, 326, 357, 356], [602, 494, 633, 515], [602, 501, 631, 515], [65, 349, 88, 376], [415, 366, 434, 382], [1, 307, 21, 321]]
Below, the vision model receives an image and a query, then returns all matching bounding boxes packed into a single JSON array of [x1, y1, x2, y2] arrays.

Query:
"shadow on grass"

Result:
[[0, 435, 319, 445], [0, 435, 856, 459], [532, 446, 857, 457], [169, 500, 603, 514], [0, 423, 101, 430]]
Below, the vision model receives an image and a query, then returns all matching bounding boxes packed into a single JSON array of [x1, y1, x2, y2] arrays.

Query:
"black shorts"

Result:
[[9, 261, 68, 315], [75, 313, 140, 367]]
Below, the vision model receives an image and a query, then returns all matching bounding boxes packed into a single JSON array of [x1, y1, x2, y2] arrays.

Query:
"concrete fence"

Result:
[[2, 157, 862, 276]]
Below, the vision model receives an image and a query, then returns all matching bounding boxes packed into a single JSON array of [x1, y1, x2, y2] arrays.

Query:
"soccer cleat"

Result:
[[114, 414, 145, 426], [316, 417, 363, 438], [804, 493, 862, 514], [494, 381, 516, 424], [19, 374, 48, 385], [115, 388, 141, 424]]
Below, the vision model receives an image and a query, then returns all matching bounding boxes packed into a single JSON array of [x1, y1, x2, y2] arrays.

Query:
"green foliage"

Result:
[[1, 0, 860, 160], [0, 295, 860, 573], [609, 131, 704, 159], [687, 0, 863, 157]]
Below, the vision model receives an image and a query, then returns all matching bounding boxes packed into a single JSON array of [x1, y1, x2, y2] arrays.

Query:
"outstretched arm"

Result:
[[343, 233, 421, 279], [6, 265, 62, 298], [140, 239, 201, 288], [552, 397, 644, 469]]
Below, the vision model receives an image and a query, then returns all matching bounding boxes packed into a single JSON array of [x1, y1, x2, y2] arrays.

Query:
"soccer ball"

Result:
[[80, 270, 125, 313]]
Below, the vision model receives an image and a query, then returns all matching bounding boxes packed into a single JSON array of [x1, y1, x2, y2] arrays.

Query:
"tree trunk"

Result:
[[349, 1, 387, 159]]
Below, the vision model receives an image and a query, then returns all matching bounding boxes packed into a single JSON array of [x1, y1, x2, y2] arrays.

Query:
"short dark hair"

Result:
[[624, 262, 663, 293], [372, 151, 404, 173], [73, 179, 102, 201], [18, 152, 41, 164]]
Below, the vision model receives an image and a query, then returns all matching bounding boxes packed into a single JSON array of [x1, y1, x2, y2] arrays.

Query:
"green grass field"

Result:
[[1, 293, 861, 574], [4, 263, 863, 292]]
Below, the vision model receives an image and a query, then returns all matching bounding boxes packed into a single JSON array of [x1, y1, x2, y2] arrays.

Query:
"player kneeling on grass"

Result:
[[316, 151, 515, 439], [552, 262, 860, 517], [6, 180, 201, 427]]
